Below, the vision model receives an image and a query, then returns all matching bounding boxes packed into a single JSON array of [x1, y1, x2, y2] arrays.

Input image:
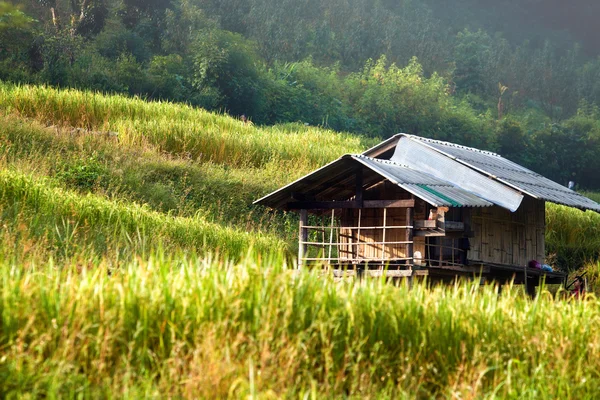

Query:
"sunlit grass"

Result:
[[0, 82, 376, 170], [0, 168, 286, 262], [1, 254, 599, 398], [0, 115, 299, 241], [546, 203, 600, 269], [1, 81, 600, 398]]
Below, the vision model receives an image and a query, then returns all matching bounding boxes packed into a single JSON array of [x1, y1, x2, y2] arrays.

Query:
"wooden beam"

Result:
[[363, 199, 415, 208], [428, 264, 491, 274], [288, 199, 415, 210], [332, 269, 427, 278], [289, 201, 358, 209]]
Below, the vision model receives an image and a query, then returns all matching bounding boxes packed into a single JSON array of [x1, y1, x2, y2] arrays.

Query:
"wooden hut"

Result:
[[255, 134, 600, 292]]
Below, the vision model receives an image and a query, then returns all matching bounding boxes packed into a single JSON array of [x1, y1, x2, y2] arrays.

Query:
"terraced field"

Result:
[[1, 83, 600, 398]]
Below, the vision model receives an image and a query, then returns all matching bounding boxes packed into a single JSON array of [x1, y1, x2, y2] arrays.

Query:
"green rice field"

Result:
[[1, 83, 600, 398]]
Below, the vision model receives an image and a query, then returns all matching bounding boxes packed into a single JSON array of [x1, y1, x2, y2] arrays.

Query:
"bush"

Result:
[[56, 156, 107, 192]]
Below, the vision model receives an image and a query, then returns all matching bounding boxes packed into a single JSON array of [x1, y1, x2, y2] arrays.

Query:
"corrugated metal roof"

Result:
[[406, 135, 600, 212], [254, 154, 495, 209], [255, 133, 600, 213], [390, 137, 524, 211], [352, 156, 493, 208]]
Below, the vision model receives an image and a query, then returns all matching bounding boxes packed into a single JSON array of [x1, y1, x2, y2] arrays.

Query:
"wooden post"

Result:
[[406, 205, 414, 266], [357, 208, 362, 261], [327, 209, 335, 268], [381, 208, 387, 268], [298, 209, 308, 269], [526, 276, 537, 298], [437, 208, 444, 266], [355, 167, 363, 265]]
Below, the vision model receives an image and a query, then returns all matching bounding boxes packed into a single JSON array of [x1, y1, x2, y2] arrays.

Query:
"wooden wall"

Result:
[[334, 179, 546, 268], [338, 181, 426, 263], [469, 197, 545, 266]]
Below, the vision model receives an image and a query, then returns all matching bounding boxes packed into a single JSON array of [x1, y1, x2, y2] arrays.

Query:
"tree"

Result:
[[192, 29, 266, 118], [0, 1, 34, 57], [0, 1, 33, 30], [453, 29, 491, 95], [34, 0, 108, 36]]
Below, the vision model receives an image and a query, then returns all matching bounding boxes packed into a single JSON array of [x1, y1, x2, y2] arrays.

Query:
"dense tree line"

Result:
[[2, 0, 600, 188]]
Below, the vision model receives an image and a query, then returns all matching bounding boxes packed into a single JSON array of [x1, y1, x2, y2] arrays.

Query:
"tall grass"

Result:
[[0, 168, 286, 262], [0, 82, 377, 170], [1, 254, 599, 398], [546, 203, 600, 270], [0, 115, 299, 240]]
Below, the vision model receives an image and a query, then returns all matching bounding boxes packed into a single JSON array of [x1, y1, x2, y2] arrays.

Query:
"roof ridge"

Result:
[[405, 134, 502, 157], [353, 154, 413, 169]]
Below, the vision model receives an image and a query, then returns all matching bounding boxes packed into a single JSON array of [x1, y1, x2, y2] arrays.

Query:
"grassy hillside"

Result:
[[1, 83, 600, 267], [2, 84, 600, 397], [0, 83, 377, 263]]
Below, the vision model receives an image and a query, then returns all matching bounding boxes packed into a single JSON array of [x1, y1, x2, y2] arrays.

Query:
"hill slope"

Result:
[[0, 83, 377, 263], [1, 83, 599, 267], [1, 83, 600, 398]]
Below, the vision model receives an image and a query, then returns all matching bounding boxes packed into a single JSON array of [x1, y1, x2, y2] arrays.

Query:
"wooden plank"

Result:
[[415, 220, 436, 229], [414, 229, 446, 237], [301, 241, 413, 246], [332, 269, 427, 278], [288, 199, 415, 209], [444, 221, 465, 231], [363, 199, 415, 208]]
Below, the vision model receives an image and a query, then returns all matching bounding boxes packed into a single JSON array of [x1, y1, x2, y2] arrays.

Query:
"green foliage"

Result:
[[453, 29, 492, 94], [94, 25, 151, 63], [192, 29, 266, 117], [532, 112, 600, 189], [344, 56, 495, 146], [55, 155, 106, 191], [263, 60, 350, 129], [146, 54, 187, 100], [38, 31, 83, 86], [496, 119, 535, 166], [0, 1, 33, 30]]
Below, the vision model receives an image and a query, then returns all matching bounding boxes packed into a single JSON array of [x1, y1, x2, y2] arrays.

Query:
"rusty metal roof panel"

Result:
[[405, 135, 600, 213], [253, 156, 357, 209], [255, 154, 495, 209]]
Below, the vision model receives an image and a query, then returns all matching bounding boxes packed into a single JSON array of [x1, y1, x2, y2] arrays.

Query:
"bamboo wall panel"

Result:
[[470, 197, 545, 266]]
